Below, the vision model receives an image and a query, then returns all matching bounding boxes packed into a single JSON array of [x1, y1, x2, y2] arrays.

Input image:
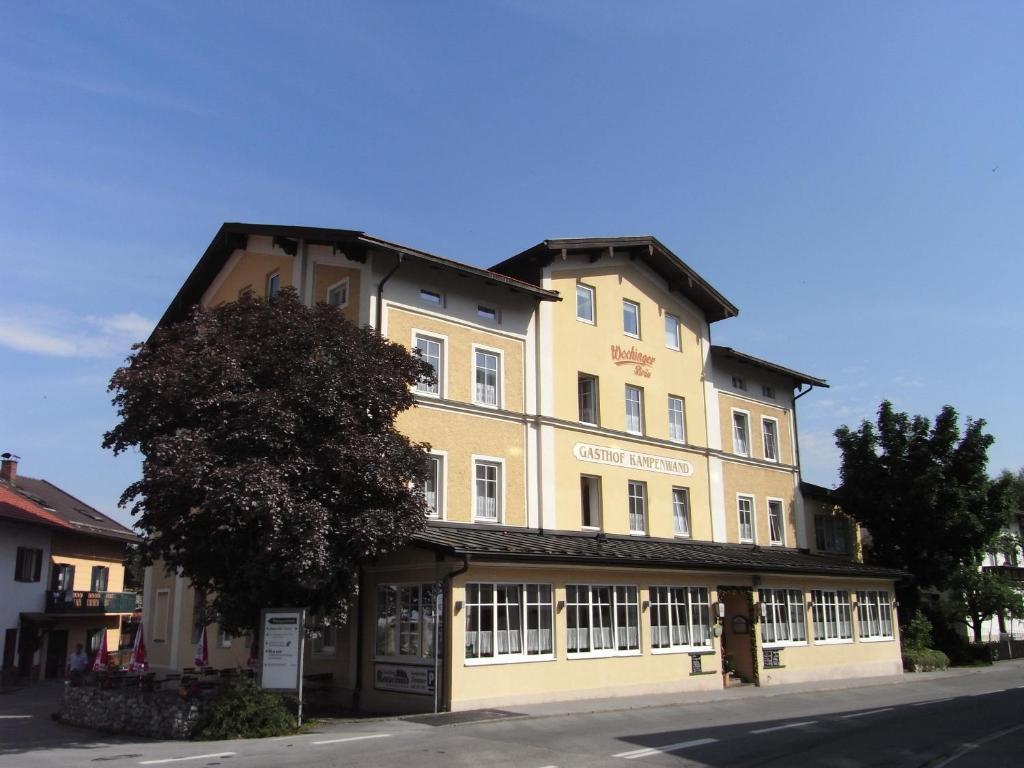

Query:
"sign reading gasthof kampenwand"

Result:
[[260, 608, 304, 692], [573, 443, 694, 476]]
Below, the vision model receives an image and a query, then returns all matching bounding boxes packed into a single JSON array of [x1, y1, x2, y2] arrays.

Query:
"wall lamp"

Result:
[[715, 601, 726, 621], [757, 602, 767, 622], [556, 600, 566, 613], [454, 601, 463, 615]]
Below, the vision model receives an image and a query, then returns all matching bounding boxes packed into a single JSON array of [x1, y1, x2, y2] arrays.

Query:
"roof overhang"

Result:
[[490, 236, 739, 323], [711, 345, 828, 389]]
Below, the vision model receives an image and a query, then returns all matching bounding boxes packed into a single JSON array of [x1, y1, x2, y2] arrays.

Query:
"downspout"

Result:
[[352, 567, 367, 712], [791, 383, 816, 477], [435, 554, 470, 713], [375, 254, 405, 335]]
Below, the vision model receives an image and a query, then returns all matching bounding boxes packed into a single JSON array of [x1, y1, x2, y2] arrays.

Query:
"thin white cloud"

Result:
[[0, 307, 154, 358]]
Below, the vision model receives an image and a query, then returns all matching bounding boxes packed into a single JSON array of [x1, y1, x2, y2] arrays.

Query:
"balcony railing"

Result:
[[982, 565, 1024, 583], [45, 590, 138, 614]]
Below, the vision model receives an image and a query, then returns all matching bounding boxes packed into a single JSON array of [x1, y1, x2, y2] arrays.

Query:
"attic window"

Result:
[[731, 376, 746, 391], [420, 289, 444, 306], [762, 384, 776, 399], [477, 305, 499, 322]]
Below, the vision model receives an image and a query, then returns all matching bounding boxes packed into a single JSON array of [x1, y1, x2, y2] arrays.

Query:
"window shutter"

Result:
[[14, 548, 25, 581], [33, 550, 42, 582]]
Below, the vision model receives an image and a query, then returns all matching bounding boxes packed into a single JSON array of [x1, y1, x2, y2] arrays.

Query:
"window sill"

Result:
[[858, 636, 895, 643], [625, 430, 645, 437], [651, 646, 715, 656], [629, 531, 647, 537], [472, 401, 500, 409], [673, 533, 692, 539], [464, 654, 555, 666], [576, 317, 596, 326], [567, 650, 642, 660], [624, 332, 640, 340], [581, 525, 602, 532], [762, 641, 807, 649], [415, 390, 442, 399], [812, 638, 854, 646], [473, 519, 503, 526]]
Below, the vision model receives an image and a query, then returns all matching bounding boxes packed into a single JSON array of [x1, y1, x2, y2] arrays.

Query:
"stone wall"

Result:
[[60, 685, 208, 740]]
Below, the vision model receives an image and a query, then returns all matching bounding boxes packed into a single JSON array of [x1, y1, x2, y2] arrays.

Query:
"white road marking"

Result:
[[139, 754, 236, 765], [614, 738, 718, 759], [749, 720, 817, 734], [913, 698, 953, 706], [840, 707, 893, 719], [0, 715, 32, 719], [931, 724, 1024, 768], [311, 733, 391, 746]]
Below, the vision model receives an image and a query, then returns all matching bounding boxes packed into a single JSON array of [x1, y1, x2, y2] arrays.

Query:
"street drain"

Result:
[[403, 709, 525, 726]]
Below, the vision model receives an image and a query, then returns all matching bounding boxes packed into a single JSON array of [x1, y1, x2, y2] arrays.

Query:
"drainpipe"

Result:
[[791, 383, 816, 477], [375, 254, 405, 335], [435, 554, 470, 713], [352, 567, 367, 712]]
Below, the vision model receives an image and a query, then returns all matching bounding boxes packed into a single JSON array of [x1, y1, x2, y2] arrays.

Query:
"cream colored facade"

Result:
[[144, 225, 903, 713]]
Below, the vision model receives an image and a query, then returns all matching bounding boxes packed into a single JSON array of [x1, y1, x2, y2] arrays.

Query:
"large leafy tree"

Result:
[[948, 565, 1024, 642], [834, 401, 1009, 616], [104, 289, 433, 632]]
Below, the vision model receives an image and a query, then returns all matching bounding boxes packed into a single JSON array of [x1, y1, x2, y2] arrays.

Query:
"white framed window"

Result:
[[815, 514, 851, 554], [762, 417, 779, 462], [477, 305, 499, 323], [649, 586, 711, 651], [625, 385, 644, 435], [566, 585, 639, 657], [266, 271, 281, 298], [312, 623, 337, 657], [668, 396, 686, 442], [628, 480, 647, 535], [413, 333, 444, 396], [578, 374, 599, 425], [737, 494, 755, 543], [760, 589, 807, 646], [576, 283, 595, 324], [732, 410, 750, 456], [767, 498, 785, 546], [326, 278, 349, 308], [856, 591, 894, 640], [622, 299, 640, 337], [473, 458, 503, 522], [762, 384, 776, 399], [473, 347, 501, 407], [731, 375, 746, 391], [672, 487, 691, 537], [90, 566, 109, 592], [375, 583, 438, 660], [424, 454, 444, 519], [580, 475, 602, 529], [812, 590, 853, 643], [419, 289, 444, 306], [664, 313, 681, 350], [465, 583, 553, 662]]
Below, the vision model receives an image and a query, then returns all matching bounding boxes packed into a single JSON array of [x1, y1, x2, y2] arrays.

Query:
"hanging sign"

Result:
[[259, 608, 305, 692], [573, 443, 693, 477]]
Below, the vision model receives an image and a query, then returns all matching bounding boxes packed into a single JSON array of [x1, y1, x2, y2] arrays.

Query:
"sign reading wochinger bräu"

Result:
[[573, 443, 694, 476]]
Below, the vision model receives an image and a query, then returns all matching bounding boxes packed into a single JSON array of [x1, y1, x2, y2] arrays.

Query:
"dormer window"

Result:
[[731, 375, 746, 391], [762, 384, 775, 399], [420, 289, 443, 306], [327, 279, 349, 308], [477, 305, 499, 322]]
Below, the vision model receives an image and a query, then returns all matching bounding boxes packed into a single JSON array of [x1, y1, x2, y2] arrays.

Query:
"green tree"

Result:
[[834, 401, 1008, 618], [103, 289, 433, 632], [948, 565, 1024, 643]]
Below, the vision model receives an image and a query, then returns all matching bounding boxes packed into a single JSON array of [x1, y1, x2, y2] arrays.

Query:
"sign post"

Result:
[[259, 608, 306, 725]]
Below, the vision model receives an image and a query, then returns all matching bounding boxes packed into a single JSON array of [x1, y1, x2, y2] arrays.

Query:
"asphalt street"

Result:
[[2, 661, 1023, 768]]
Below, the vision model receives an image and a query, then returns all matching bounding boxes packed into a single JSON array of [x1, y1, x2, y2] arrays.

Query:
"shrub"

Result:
[[901, 611, 933, 651], [902, 648, 951, 672], [197, 675, 297, 740]]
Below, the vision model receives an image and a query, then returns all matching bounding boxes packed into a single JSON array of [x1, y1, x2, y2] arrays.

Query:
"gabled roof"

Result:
[[412, 522, 904, 580], [711, 345, 829, 389], [157, 223, 560, 329], [490, 236, 739, 323], [0, 483, 72, 530], [9, 476, 137, 543]]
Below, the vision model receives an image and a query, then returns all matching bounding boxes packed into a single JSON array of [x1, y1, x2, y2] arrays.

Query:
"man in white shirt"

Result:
[[67, 643, 88, 682]]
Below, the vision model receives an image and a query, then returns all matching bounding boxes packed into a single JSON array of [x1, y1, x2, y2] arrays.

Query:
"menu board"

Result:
[[260, 609, 304, 692]]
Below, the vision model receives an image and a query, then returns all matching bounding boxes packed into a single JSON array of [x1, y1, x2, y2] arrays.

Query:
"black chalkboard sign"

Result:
[[690, 654, 703, 674]]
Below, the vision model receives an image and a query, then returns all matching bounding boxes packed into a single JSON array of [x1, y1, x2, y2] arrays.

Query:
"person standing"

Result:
[[66, 643, 88, 684]]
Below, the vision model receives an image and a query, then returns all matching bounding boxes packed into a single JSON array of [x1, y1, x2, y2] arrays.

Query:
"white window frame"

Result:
[[628, 480, 647, 535], [412, 329, 447, 398], [737, 494, 755, 543], [565, 584, 641, 659], [471, 344, 503, 408], [576, 283, 596, 324], [424, 451, 446, 520], [625, 385, 644, 435], [578, 373, 599, 425], [649, 585, 713, 653], [622, 299, 641, 338], [856, 590, 895, 641], [759, 588, 807, 648], [419, 288, 444, 307], [762, 416, 780, 462], [732, 409, 751, 457], [672, 487, 691, 538], [326, 277, 350, 309], [472, 456, 505, 524], [668, 395, 686, 443], [664, 312, 681, 350], [464, 583, 555, 665], [767, 497, 785, 546], [375, 582, 439, 662], [811, 589, 854, 644], [580, 474, 602, 530]]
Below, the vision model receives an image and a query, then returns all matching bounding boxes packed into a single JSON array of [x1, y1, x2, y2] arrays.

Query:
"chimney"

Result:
[[0, 452, 19, 484]]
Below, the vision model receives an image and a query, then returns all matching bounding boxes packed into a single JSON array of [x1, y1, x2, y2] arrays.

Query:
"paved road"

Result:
[[3, 662, 1023, 768]]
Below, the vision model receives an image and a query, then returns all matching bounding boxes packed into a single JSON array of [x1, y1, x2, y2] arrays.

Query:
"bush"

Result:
[[197, 675, 297, 740], [921, 601, 994, 667], [902, 648, 951, 672], [901, 611, 933, 651]]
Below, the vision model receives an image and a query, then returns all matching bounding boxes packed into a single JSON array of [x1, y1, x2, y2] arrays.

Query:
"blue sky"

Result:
[[2, 2, 1021, 527]]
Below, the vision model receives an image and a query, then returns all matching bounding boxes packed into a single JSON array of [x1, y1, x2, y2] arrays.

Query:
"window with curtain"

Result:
[[812, 590, 852, 642], [474, 350, 500, 406], [566, 584, 639, 656], [760, 588, 806, 645], [649, 586, 712, 650], [465, 583, 552, 661]]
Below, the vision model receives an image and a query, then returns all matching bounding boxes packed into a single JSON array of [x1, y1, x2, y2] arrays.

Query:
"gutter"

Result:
[[435, 554, 470, 713], [375, 254, 405, 334], [791, 383, 817, 477]]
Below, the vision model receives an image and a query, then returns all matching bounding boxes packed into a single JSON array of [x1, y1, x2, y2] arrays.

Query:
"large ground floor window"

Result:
[[856, 590, 894, 640], [376, 583, 438, 660], [465, 583, 553, 661], [649, 586, 711, 651], [811, 589, 853, 642], [760, 588, 807, 645], [566, 585, 639, 656]]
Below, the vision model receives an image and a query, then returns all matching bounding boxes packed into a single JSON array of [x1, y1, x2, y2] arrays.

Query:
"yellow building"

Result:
[[143, 223, 903, 712]]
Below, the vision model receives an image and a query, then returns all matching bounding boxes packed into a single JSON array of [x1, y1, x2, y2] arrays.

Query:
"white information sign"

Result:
[[573, 442, 694, 477], [260, 608, 304, 692]]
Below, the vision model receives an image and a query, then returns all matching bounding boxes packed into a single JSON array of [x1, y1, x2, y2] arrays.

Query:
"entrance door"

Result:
[[45, 630, 68, 679], [719, 588, 757, 684]]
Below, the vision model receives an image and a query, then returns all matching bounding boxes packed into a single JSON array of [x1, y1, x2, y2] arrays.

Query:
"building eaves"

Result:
[[711, 345, 829, 389], [489, 236, 739, 323], [411, 523, 904, 580], [12, 476, 138, 543], [0, 482, 73, 530]]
